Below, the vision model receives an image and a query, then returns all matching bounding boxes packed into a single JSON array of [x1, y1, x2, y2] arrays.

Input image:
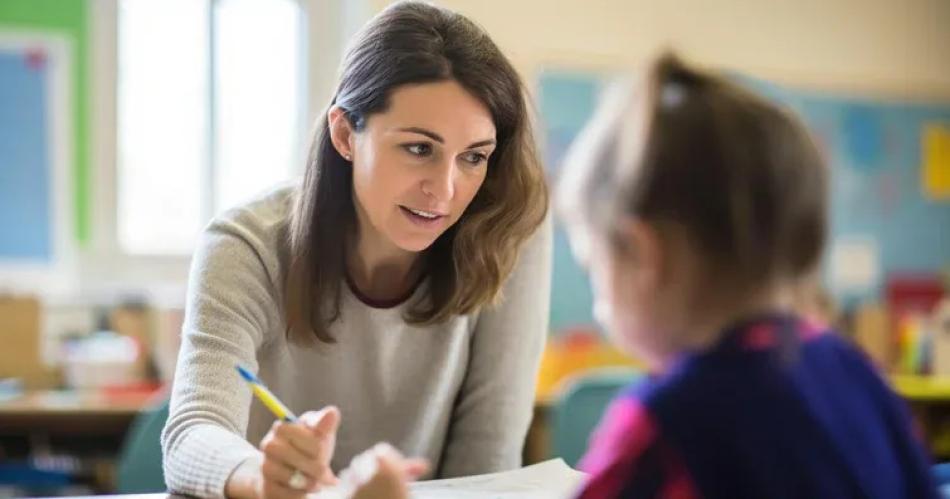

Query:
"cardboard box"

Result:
[[853, 302, 893, 371], [0, 295, 59, 389]]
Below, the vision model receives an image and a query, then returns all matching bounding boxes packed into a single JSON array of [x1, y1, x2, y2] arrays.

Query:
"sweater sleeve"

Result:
[[437, 215, 553, 477], [161, 214, 282, 498]]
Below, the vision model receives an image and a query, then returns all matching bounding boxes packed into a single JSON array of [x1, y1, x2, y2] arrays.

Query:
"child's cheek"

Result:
[[590, 266, 634, 347], [588, 262, 614, 330]]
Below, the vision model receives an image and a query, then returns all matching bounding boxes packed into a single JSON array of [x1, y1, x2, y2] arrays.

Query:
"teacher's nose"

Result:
[[421, 159, 456, 202]]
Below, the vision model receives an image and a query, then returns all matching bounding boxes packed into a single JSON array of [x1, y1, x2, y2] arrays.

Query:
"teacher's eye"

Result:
[[461, 151, 488, 166], [402, 143, 432, 157]]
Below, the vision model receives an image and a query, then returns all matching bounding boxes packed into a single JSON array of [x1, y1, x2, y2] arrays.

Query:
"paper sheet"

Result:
[[311, 459, 586, 499], [410, 459, 586, 498]]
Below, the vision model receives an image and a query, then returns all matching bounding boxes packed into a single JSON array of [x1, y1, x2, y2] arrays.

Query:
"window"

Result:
[[116, 0, 305, 255]]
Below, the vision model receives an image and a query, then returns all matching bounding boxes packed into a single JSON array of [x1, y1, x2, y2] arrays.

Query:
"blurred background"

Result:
[[1, 0, 948, 495]]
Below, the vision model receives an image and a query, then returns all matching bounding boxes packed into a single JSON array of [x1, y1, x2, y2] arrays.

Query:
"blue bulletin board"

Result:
[[540, 69, 950, 333], [0, 49, 52, 261], [0, 33, 72, 289], [539, 72, 603, 332]]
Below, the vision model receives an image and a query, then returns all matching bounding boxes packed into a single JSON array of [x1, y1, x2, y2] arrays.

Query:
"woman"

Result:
[[160, 1, 551, 498]]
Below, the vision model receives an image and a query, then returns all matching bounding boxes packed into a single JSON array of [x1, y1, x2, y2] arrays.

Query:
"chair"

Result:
[[551, 368, 642, 468], [115, 397, 169, 493]]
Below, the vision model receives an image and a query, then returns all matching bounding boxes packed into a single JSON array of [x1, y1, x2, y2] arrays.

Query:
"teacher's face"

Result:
[[331, 80, 496, 253]]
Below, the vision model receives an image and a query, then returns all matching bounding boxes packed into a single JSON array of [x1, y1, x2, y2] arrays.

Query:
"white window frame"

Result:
[[82, 0, 369, 303]]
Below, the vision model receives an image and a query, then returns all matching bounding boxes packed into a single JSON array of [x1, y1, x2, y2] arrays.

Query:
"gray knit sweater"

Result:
[[160, 186, 552, 497]]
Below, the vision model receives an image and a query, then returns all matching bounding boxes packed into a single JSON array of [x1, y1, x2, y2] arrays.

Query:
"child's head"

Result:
[[558, 54, 828, 368]]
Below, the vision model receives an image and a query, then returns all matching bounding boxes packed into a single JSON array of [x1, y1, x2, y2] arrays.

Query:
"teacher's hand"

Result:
[[258, 406, 341, 499]]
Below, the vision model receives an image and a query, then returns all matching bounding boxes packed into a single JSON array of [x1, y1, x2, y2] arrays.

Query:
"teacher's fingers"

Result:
[[300, 406, 341, 439], [299, 407, 341, 481], [261, 458, 316, 492], [274, 420, 323, 460], [260, 430, 324, 487]]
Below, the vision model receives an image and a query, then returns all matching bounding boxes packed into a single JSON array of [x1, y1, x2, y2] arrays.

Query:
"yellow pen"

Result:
[[236, 364, 298, 422]]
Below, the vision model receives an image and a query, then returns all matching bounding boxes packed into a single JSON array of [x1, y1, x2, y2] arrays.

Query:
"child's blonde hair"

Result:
[[559, 53, 828, 304]]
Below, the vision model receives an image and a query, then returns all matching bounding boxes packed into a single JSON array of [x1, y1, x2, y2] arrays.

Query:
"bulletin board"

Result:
[[0, 33, 74, 291], [539, 69, 950, 333]]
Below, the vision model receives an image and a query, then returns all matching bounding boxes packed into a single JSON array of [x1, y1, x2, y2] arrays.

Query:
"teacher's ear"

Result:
[[328, 105, 356, 162]]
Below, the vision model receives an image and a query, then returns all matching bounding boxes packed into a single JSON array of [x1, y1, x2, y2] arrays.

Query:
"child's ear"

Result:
[[327, 106, 356, 160], [616, 217, 664, 291]]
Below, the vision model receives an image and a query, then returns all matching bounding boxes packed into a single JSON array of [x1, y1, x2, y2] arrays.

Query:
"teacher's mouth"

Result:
[[399, 205, 448, 228]]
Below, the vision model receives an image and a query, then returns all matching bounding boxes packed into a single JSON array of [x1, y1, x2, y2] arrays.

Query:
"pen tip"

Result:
[[236, 365, 254, 382]]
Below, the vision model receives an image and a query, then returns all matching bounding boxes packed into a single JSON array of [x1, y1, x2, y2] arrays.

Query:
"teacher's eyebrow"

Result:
[[466, 138, 496, 149], [397, 127, 496, 149]]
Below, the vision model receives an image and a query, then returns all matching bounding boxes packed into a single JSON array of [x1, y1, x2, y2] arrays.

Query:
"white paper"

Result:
[[410, 459, 586, 498], [311, 459, 586, 499]]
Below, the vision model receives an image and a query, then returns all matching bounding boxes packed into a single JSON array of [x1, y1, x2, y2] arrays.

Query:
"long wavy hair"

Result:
[[285, 1, 548, 343]]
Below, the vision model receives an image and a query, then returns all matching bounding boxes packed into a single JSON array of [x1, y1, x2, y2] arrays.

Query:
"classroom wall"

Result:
[[0, 0, 90, 244], [372, 0, 950, 100]]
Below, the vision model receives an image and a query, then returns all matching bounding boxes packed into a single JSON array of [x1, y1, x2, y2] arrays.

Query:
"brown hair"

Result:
[[560, 53, 827, 299], [285, 1, 548, 343]]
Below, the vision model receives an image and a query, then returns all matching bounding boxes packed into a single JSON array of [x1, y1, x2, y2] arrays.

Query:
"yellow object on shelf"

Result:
[[536, 330, 643, 404], [889, 374, 950, 401]]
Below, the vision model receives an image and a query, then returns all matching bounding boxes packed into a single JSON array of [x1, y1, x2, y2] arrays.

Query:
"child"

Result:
[[559, 53, 937, 498]]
